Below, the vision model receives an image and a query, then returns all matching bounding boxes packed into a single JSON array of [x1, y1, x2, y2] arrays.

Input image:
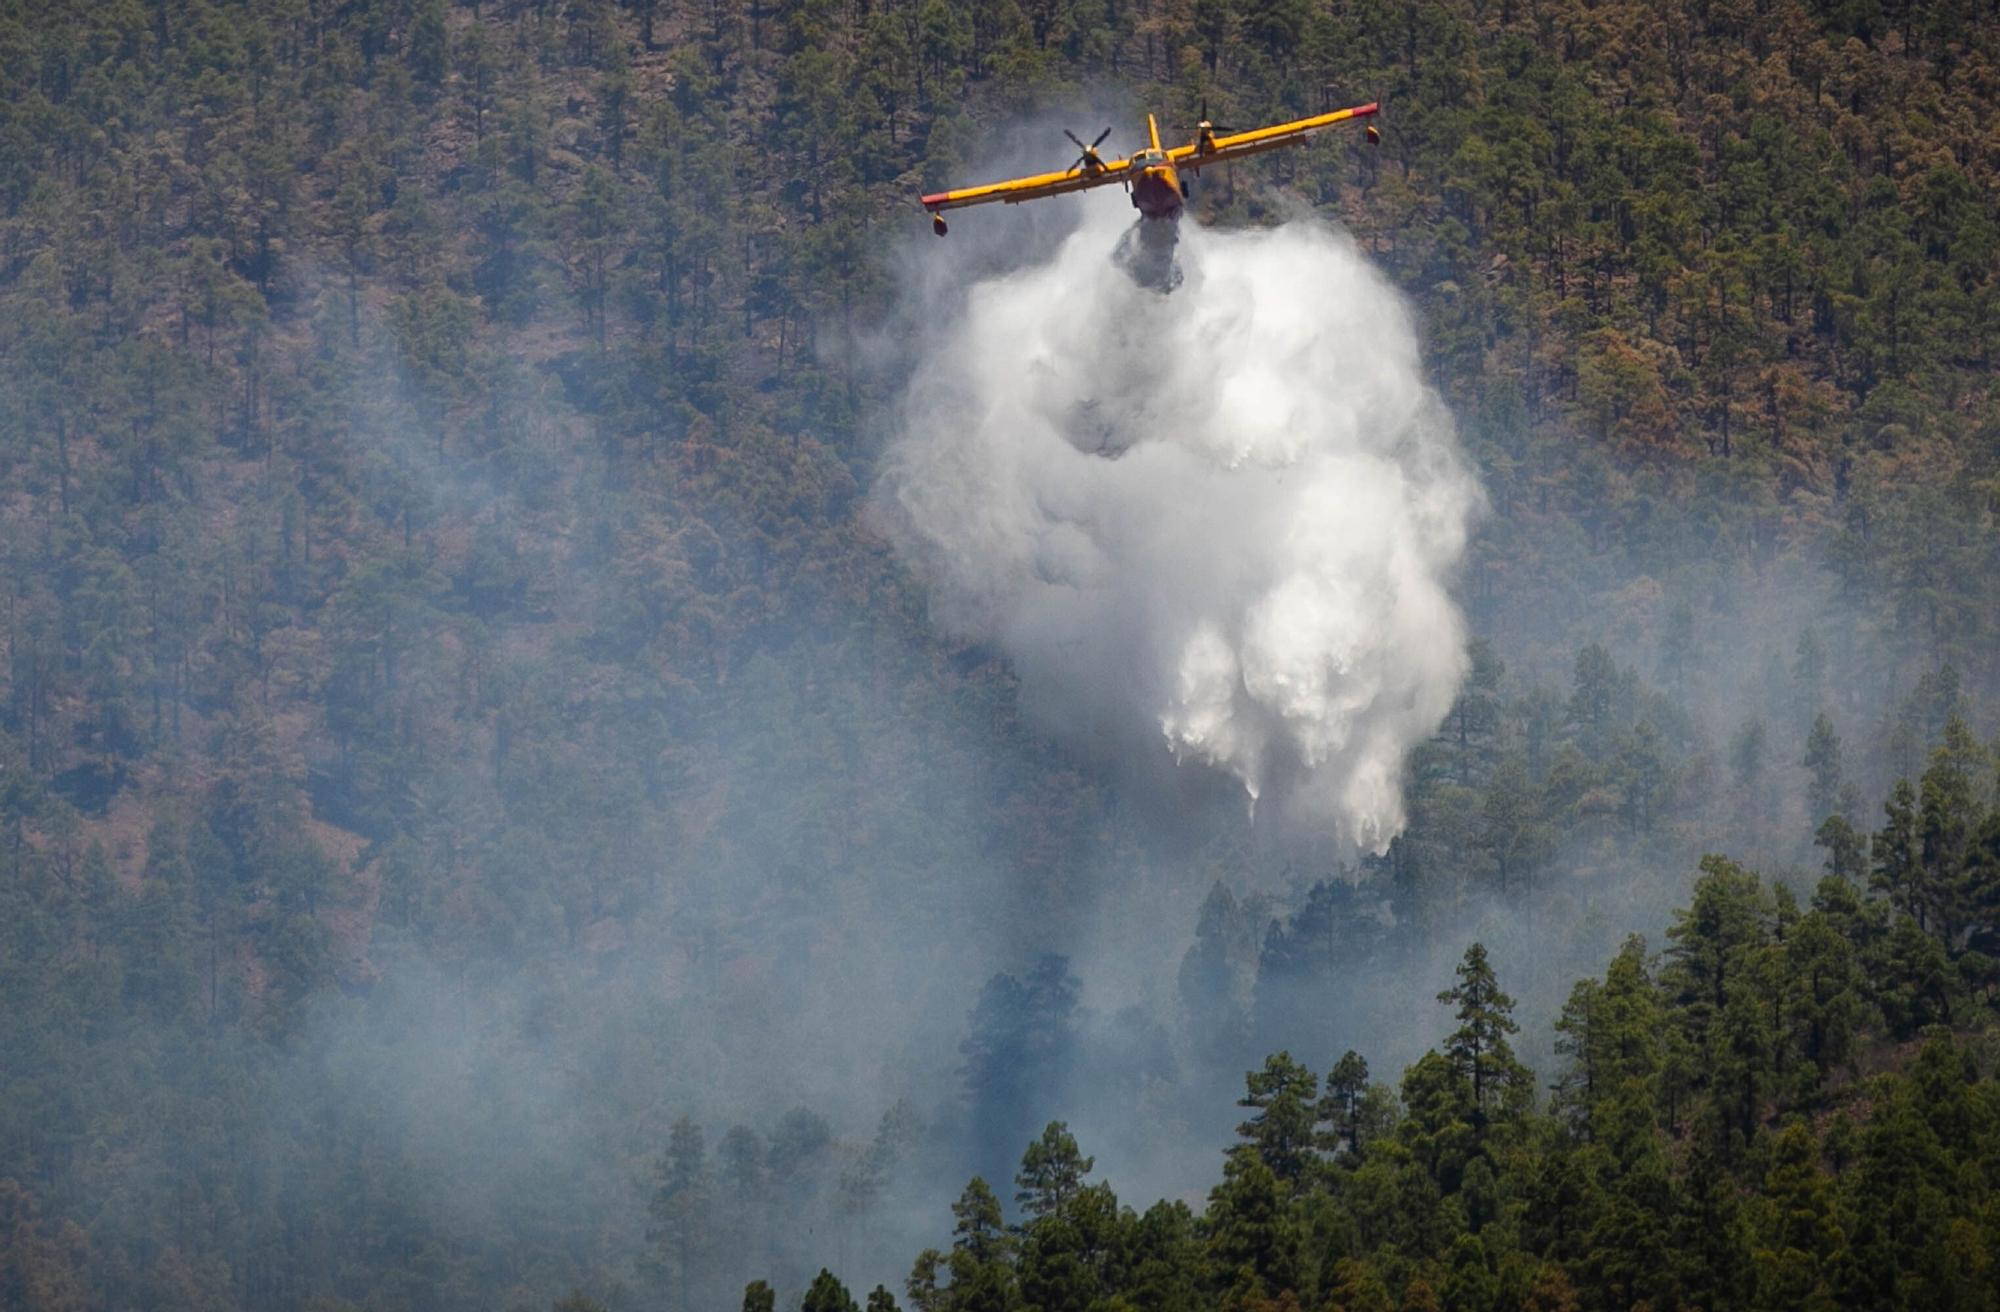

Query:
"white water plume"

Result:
[[878, 210, 1480, 849]]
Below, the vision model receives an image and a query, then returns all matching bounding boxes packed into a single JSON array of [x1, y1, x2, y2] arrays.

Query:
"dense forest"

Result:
[[3, 0, 2000, 1309]]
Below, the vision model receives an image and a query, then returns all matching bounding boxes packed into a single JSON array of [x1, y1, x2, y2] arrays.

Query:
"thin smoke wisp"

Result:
[[879, 210, 1481, 849]]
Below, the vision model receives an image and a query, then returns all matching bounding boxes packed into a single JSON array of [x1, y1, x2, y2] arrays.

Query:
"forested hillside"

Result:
[[3, 0, 2000, 1309], [888, 901, 2000, 1312]]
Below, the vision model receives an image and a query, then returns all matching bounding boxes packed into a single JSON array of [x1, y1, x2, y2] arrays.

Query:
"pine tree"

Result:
[[1321, 1258, 1392, 1312], [1235, 1053, 1321, 1186], [1918, 717, 1990, 950], [803, 1270, 861, 1312], [951, 1178, 1010, 1263], [1449, 638, 1506, 777], [1481, 756, 1549, 893], [1814, 814, 1868, 884], [1567, 644, 1623, 758], [1782, 909, 1862, 1097], [1321, 1050, 1372, 1158], [1960, 811, 2000, 957], [961, 957, 1080, 1180], [1748, 1123, 1846, 1312], [1802, 713, 1844, 824], [1179, 882, 1254, 1067], [920, 1179, 1019, 1312], [1205, 1151, 1301, 1304], [650, 1117, 711, 1312], [1437, 944, 1529, 1128], [1663, 857, 1769, 1045], [1015, 1122, 1093, 1218], [1015, 1180, 1125, 1312], [1872, 778, 1927, 930], [1442, 1233, 1499, 1312]]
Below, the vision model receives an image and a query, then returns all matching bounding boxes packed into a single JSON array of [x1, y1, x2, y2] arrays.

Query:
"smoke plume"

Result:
[[879, 209, 1481, 849]]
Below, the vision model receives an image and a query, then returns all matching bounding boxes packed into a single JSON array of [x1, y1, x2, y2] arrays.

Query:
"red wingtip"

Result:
[[920, 192, 949, 209], [1354, 102, 1381, 117]]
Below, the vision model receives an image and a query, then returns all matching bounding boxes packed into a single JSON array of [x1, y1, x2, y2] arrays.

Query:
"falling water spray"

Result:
[[878, 209, 1481, 850]]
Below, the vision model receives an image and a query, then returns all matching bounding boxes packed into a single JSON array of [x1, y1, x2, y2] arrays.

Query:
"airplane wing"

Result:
[[1168, 101, 1380, 169], [921, 156, 1135, 213]]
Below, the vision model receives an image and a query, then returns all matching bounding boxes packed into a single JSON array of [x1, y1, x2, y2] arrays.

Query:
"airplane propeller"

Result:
[[1197, 98, 1243, 133], [1065, 126, 1112, 173], [1192, 98, 1243, 154]]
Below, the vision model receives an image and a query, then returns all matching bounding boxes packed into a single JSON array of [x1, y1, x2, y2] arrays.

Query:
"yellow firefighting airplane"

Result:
[[920, 101, 1381, 235]]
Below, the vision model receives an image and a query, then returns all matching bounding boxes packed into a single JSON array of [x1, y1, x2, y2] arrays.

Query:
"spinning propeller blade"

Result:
[[1195, 99, 1240, 135], [1063, 127, 1112, 172]]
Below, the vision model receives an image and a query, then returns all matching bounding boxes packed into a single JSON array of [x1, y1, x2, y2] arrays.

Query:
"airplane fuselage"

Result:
[[1125, 115, 1191, 222], [1129, 152, 1184, 222]]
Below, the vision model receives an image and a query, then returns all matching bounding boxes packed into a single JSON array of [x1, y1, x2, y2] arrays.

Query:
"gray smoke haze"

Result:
[[121, 177, 1960, 1312], [877, 207, 1481, 850]]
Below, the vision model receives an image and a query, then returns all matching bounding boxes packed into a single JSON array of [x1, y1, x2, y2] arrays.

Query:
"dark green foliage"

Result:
[[1234, 1053, 1320, 1188], [903, 903, 2000, 1312], [1321, 1050, 1372, 1158], [804, 1271, 861, 1312], [1014, 1122, 1093, 1219], [1437, 943, 1529, 1127], [3, 1, 2000, 1310]]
